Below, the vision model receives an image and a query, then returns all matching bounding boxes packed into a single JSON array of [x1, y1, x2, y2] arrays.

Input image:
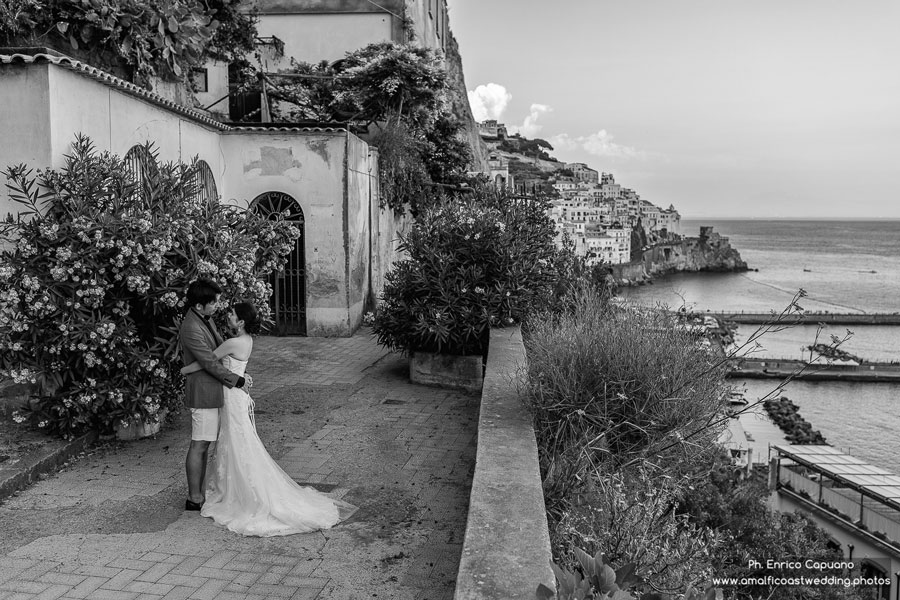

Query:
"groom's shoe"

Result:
[[185, 499, 204, 511]]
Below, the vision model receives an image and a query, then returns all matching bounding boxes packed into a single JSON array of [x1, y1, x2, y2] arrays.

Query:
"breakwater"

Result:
[[729, 357, 900, 382], [699, 312, 900, 325]]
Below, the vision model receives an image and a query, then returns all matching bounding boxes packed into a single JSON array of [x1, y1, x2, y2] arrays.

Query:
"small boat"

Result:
[[803, 268, 812, 272], [728, 391, 748, 406]]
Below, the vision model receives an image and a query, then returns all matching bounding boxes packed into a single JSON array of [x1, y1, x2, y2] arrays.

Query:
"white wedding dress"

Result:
[[201, 356, 357, 536]]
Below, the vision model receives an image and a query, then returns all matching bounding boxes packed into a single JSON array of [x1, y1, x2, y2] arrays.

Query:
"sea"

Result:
[[618, 219, 900, 470]]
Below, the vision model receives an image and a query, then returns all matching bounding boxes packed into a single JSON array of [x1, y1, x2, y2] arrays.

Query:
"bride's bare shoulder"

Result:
[[231, 334, 253, 360]]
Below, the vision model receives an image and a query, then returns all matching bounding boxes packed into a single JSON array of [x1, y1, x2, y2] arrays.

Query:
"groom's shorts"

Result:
[[190, 408, 220, 441]]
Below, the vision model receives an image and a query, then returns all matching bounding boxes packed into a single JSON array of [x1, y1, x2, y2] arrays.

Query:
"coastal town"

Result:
[[477, 119, 681, 266]]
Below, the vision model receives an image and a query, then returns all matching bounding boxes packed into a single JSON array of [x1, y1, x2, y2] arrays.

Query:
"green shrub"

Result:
[[524, 286, 731, 510], [552, 469, 717, 595], [372, 186, 562, 356], [0, 135, 299, 438]]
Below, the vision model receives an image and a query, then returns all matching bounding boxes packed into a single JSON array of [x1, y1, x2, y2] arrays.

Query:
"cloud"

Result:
[[508, 104, 553, 138], [468, 83, 512, 122], [548, 130, 645, 160]]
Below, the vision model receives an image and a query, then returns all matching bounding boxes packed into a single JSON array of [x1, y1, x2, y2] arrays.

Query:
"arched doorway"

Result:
[[251, 192, 306, 335]]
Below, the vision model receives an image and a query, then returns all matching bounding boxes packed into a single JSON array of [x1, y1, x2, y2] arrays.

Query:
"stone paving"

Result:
[[0, 330, 479, 599]]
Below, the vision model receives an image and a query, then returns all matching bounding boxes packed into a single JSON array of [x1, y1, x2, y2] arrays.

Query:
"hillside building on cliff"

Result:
[[566, 162, 599, 184], [477, 120, 509, 140], [0, 0, 479, 337]]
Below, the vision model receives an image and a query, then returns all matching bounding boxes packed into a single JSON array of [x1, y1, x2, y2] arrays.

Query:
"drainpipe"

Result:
[[894, 571, 899, 600], [859, 493, 865, 525]]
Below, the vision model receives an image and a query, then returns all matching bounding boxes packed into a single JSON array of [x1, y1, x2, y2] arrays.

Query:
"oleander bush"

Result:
[[0, 134, 299, 438], [372, 185, 562, 356]]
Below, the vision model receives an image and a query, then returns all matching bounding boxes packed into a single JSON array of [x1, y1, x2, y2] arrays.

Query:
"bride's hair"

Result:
[[233, 301, 262, 335]]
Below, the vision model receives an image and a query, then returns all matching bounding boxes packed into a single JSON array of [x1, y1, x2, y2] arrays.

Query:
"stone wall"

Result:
[[455, 327, 555, 599]]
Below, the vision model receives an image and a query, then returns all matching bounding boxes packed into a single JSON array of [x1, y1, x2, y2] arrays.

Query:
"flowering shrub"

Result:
[[372, 186, 562, 356], [0, 135, 299, 438]]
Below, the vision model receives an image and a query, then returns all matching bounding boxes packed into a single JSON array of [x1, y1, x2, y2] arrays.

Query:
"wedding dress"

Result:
[[201, 356, 357, 536]]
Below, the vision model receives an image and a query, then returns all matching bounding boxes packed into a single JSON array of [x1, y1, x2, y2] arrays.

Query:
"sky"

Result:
[[445, 1, 900, 219]]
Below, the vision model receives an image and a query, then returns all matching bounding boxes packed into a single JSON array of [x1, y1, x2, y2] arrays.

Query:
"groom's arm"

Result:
[[181, 324, 243, 388]]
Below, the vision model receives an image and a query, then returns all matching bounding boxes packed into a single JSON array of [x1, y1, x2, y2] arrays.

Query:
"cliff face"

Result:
[[610, 227, 748, 284], [642, 229, 748, 277], [443, 34, 490, 173]]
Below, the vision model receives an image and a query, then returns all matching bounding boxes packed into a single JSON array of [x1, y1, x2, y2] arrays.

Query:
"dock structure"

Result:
[[770, 445, 900, 590], [695, 311, 900, 326], [728, 357, 900, 382]]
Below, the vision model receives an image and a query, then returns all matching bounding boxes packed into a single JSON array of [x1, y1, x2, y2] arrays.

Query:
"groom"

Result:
[[180, 278, 251, 511]]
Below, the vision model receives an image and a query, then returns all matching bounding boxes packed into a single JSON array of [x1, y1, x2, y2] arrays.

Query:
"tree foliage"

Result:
[[266, 41, 448, 128], [263, 41, 471, 211], [0, 0, 257, 86]]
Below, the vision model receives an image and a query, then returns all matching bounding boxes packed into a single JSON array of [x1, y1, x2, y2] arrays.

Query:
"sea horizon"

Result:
[[681, 216, 900, 222]]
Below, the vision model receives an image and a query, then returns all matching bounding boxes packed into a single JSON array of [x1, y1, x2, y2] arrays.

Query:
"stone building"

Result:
[[565, 162, 599, 185]]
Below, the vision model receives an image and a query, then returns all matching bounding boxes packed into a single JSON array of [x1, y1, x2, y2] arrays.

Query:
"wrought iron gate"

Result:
[[252, 192, 306, 335]]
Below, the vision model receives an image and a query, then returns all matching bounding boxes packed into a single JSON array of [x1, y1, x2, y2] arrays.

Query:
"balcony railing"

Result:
[[779, 466, 900, 546]]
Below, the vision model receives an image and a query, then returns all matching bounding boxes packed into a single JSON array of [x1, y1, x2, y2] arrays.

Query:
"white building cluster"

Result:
[[548, 172, 681, 266]]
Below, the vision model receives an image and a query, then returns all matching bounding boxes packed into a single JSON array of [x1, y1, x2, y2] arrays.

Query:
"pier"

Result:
[[729, 357, 900, 382], [695, 311, 900, 325]]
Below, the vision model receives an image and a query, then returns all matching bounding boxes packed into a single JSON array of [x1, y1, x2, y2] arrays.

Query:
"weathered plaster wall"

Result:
[[345, 135, 371, 332], [0, 64, 52, 219], [219, 131, 354, 336]]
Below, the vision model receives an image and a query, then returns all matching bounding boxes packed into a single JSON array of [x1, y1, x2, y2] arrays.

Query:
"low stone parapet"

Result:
[[455, 326, 555, 599]]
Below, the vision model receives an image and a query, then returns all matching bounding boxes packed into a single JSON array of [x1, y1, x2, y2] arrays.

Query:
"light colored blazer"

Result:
[[179, 309, 240, 409]]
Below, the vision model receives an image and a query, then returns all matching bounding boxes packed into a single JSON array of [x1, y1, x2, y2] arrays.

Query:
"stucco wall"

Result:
[[47, 66, 222, 168], [220, 131, 354, 336], [0, 64, 52, 219], [0, 62, 223, 220], [256, 14, 393, 64]]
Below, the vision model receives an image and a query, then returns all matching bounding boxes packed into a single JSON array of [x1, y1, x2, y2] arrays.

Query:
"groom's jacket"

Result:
[[180, 308, 240, 409]]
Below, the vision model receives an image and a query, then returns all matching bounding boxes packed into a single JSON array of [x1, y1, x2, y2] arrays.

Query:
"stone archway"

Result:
[[251, 192, 306, 335]]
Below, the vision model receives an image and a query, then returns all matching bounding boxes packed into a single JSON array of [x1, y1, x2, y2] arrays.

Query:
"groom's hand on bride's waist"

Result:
[[235, 374, 253, 389]]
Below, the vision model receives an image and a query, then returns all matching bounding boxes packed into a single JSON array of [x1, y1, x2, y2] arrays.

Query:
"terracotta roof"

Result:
[[226, 125, 349, 133]]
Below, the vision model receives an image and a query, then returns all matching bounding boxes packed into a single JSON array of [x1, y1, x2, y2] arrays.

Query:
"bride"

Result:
[[181, 301, 357, 536]]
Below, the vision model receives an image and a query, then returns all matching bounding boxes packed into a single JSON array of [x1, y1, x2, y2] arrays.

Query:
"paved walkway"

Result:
[[0, 331, 479, 600]]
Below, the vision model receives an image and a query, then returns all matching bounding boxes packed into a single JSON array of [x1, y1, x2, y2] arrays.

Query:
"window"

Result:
[[191, 68, 209, 93]]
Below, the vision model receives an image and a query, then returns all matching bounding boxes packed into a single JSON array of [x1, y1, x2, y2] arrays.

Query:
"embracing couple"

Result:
[[179, 278, 356, 537]]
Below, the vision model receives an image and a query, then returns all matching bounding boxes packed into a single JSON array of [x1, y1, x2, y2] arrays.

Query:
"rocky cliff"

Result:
[[611, 227, 748, 284], [444, 33, 490, 173]]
